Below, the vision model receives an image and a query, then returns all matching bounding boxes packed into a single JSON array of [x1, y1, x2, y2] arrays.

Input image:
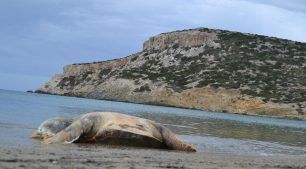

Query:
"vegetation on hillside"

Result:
[[118, 28, 306, 107]]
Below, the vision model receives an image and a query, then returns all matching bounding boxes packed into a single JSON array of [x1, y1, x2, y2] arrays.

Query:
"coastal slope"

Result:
[[37, 28, 306, 120]]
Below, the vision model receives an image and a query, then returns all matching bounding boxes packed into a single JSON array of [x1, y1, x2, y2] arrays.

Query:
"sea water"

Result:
[[0, 89, 305, 156]]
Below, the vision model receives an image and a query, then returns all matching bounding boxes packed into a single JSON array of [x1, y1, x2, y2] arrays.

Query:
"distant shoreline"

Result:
[[33, 91, 306, 122], [36, 28, 306, 121]]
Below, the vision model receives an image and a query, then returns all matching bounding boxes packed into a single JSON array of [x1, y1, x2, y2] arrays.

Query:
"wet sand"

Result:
[[0, 144, 305, 169], [1, 91, 306, 168]]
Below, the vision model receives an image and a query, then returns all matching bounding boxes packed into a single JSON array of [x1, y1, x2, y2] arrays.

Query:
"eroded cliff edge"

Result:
[[37, 28, 306, 120]]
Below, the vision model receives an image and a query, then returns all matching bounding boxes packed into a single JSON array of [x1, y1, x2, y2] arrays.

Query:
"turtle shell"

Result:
[[78, 112, 166, 148]]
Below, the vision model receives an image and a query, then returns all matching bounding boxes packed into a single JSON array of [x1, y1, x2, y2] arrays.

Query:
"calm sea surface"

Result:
[[0, 89, 306, 156]]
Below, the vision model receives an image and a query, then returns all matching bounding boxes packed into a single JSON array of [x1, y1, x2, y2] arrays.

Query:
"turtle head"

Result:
[[31, 117, 73, 140]]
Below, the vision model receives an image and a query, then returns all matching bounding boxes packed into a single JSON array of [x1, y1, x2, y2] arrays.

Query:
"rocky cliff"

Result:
[[37, 28, 306, 120]]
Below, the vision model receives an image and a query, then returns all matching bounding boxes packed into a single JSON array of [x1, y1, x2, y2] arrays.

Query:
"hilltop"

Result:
[[37, 28, 306, 120]]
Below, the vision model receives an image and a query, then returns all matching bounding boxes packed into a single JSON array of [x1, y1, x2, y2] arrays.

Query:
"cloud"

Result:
[[0, 0, 305, 91], [244, 0, 306, 13]]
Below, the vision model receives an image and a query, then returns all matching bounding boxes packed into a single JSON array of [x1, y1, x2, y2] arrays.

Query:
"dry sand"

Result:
[[0, 144, 305, 169]]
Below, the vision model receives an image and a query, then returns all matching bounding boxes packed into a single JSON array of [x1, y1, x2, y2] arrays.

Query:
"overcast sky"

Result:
[[0, 0, 306, 91]]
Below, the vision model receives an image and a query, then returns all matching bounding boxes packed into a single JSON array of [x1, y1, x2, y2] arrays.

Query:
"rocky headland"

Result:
[[37, 28, 306, 120]]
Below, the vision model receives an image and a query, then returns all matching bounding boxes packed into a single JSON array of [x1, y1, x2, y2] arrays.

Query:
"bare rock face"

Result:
[[143, 30, 220, 51], [37, 28, 306, 120]]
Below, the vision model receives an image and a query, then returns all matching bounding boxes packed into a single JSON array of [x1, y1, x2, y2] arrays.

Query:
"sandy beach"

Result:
[[0, 144, 306, 169], [1, 90, 306, 169]]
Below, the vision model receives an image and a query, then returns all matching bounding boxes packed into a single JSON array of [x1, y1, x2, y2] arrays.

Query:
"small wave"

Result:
[[162, 123, 197, 129]]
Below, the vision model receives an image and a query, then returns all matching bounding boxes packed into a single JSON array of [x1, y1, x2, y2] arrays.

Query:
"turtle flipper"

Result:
[[42, 118, 93, 144], [159, 125, 197, 152]]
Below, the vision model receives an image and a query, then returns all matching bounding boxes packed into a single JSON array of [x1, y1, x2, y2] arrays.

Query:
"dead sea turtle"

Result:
[[31, 112, 196, 152]]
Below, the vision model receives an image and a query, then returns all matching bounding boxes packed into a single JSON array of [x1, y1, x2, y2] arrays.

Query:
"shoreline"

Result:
[[1, 144, 306, 169], [33, 91, 306, 121], [1, 89, 306, 168]]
